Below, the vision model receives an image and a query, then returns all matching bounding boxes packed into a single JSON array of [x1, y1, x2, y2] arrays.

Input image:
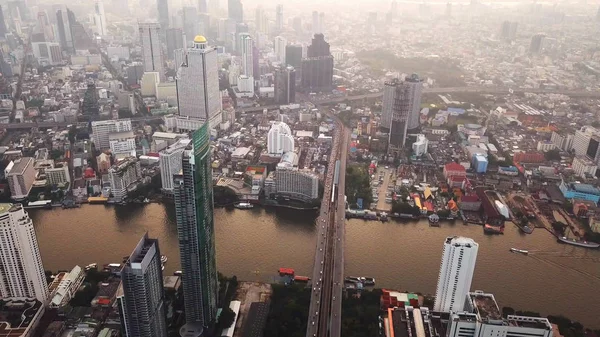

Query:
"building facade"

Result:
[[572, 155, 597, 178], [301, 34, 333, 91], [173, 124, 218, 328], [7, 157, 35, 200], [0, 204, 48, 303], [267, 121, 294, 155], [108, 157, 142, 202], [120, 234, 167, 337], [139, 22, 165, 81], [274, 36, 287, 64], [159, 139, 191, 192], [275, 169, 319, 201], [176, 36, 222, 128], [109, 131, 137, 156], [274, 65, 295, 104], [383, 75, 423, 153], [434, 236, 479, 312], [45, 165, 70, 185], [92, 119, 132, 150]]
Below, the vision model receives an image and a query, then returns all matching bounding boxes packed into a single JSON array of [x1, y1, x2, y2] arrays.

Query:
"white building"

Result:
[[412, 134, 428, 156], [448, 291, 554, 337], [267, 121, 294, 155], [240, 34, 254, 77], [434, 236, 479, 313], [274, 36, 287, 64], [49, 265, 85, 308], [536, 140, 555, 152], [7, 157, 35, 200], [0, 204, 49, 303], [94, 0, 107, 36], [31, 42, 63, 66], [237, 75, 254, 94], [176, 35, 222, 129], [572, 155, 597, 178], [275, 169, 319, 201], [108, 157, 142, 202], [550, 131, 573, 152], [139, 22, 165, 81], [92, 119, 132, 150], [45, 165, 71, 185], [572, 126, 598, 157], [109, 131, 137, 157], [159, 139, 191, 192]]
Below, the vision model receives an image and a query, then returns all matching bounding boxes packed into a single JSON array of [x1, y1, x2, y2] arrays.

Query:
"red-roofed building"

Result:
[[448, 175, 467, 189], [444, 162, 466, 179], [460, 195, 481, 211], [513, 152, 544, 164]]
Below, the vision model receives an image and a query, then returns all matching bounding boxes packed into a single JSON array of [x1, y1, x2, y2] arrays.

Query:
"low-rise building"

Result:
[[45, 165, 70, 186], [443, 162, 466, 180], [412, 134, 428, 156], [559, 180, 600, 203], [460, 195, 481, 211], [109, 131, 136, 157]]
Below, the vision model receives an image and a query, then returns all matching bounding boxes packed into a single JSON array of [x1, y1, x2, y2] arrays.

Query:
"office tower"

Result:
[[383, 75, 423, 151], [176, 36, 221, 126], [285, 44, 302, 69], [0, 204, 48, 303], [31, 42, 63, 66], [92, 119, 133, 150], [139, 22, 165, 81], [275, 4, 283, 32], [319, 12, 325, 33], [55, 6, 94, 53], [301, 33, 333, 91], [311, 11, 320, 35], [274, 65, 295, 104], [36, 11, 55, 42], [240, 34, 253, 77], [174, 124, 218, 329], [267, 121, 294, 155], [0, 6, 7, 38], [529, 33, 545, 53], [255, 6, 268, 34], [274, 36, 286, 64], [234, 23, 248, 53], [166, 28, 184, 59], [157, 0, 169, 31], [7, 157, 35, 200], [209, 0, 219, 17], [434, 236, 478, 313], [120, 234, 168, 337], [182, 7, 199, 45], [94, 0, 107, 36], [199, 0, 208, 13], [500, 20, 518, 41], [445, 2, 452, 16], [228, 0, 243, 23]]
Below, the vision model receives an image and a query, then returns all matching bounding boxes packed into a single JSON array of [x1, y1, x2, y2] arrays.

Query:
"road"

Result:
[[376, 168, 393, 212], [0, 115, 164, 130]]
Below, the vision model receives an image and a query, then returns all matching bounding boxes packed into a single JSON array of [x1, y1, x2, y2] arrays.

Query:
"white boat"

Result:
[[234, 202, 254, 209], [161, 255, 168, 263], [162, 265, 165, 271], [495, 200, 510, 219], [509, 248, 529, 255], [84, 263, 97, 271]]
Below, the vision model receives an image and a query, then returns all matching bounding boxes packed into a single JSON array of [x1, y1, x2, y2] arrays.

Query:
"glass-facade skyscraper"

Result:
[[174, 123, 218, 329]]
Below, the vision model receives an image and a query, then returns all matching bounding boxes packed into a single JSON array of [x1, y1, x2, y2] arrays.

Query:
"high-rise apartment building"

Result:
[[572, 126, 600, 159], [274, 36, 287, 64], [267, 121, 294, 155], [157, 0, 169, 31], [275, 4, 283, 32], [500, 20, 518, 41], [255, 6, 268, 35], [56, 6, 93, 53], [228, 0, 243, 23], [434, 236, 479, 313], [120, 234, 167, 337], [7, 157, 35, 200], [0, 204, 48, 303], [301, 34, 333, 91], [93, 0, 107, 36], [274, 65, 295, 104], [285, 44, 302, 69], [139, 22, 165, 81], [92, 119, 132, 150], [108, 157, 142, 202], [383, 75, 423, 152], [240, 34, 254, 77], [529, 33, 545, 53], [159, 139, 191, 192], [176, 36, 221, 128], [174, 124, 218, 329]]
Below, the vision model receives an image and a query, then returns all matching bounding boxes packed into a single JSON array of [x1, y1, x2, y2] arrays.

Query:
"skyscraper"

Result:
[[434, 236, 479, 313], [240, 34, 253, 77], [182, 6, 199, 45], [198, 0, 208, 13], [0, 204, 48, 303], [176, 35, 221, 127], [157, 0, 169, 31], [311, 11, 320, 35], [285, 44, 302, 69], [530, 33, 545, 53], [383, 75, 423, 152], [0, 6, 9, 38], [267, 121, 294, 154], [301, 33, 333, 91], [500, 20, 518, 41], [166, 28, 184, 59], [94, 0, 107, 36], [274, 36, 286, 64], [120, 234, 167, 337], [255, 6, 268, 34], [139, 22, 165, 81], [274, 65, 295, 104], [228, 0, 243, 23], [174, 124, 218, 329], [275, 4, 283, 32]]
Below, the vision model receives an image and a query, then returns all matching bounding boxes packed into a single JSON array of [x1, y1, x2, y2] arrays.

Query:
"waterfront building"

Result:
[[120, 234, 167, 337], [448, 291, 554, 337], [267, 121, 294, 155], [382, 75, 423, 152], [45, 165, 71, 186], [434, 236, 478, 312], [92, 119, 132, 150], [173, 124, 218, 329], [49, 265, 85, 307], [139, 22, 165, 81], [159, 139, 191, 192], [301, 34, 333, 91], [108, 157, 142, 202], [0, 204, 49, 303], [176, 35, 222, 130], [274, 65, 295, 104], [275, 168, 319, 201], [7, 157, 35, 200]]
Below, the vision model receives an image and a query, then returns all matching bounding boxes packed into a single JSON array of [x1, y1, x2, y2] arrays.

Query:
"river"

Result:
[[28, 204, 600, 328]]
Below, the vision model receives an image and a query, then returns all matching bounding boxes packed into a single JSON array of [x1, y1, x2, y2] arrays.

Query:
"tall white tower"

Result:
[[274, 36, 287, 64], [0, 204, 48, 303], [434, 236, 479, 313], [176, 35, 221, 126], [94, 0, 107, 36], [139, 22, 165, 81], [240, 34, 254, 77], [267, 121, 294, 155]]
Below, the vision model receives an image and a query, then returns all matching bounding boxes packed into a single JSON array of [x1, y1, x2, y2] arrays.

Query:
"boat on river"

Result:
[[428, 214, 440, 226], [558, 236, 600, 248], [234, 202, 254, 209], [161, 255, 168, 263], [510, 248, 529, 255]]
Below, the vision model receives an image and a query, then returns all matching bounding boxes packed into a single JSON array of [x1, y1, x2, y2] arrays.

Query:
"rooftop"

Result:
[[470, 292, 501, 321], [569, 183, 600, 195], [0, 203, 12, 214], [0, 298, 43, 335], [108, 130, 135, 140], [7, 157, 33, 175]]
